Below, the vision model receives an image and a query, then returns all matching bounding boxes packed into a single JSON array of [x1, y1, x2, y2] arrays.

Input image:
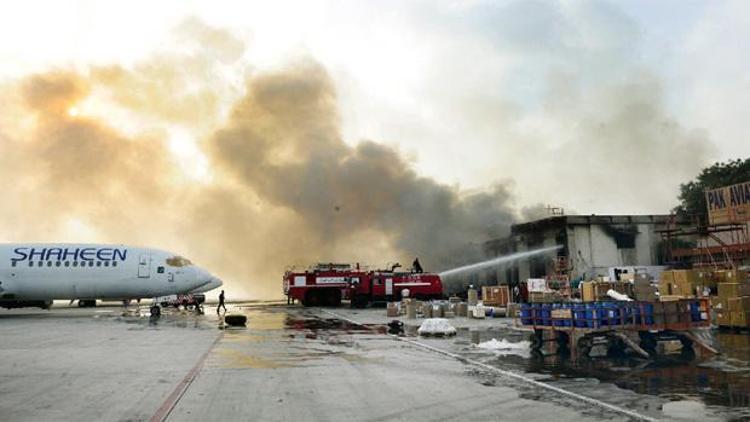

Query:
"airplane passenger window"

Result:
[[47, 261, 52, 267], [113, 261, 118, 267], [104, 261, 110, 267], [64, 262, 70, 267], [56, 261, 61, 267], [38, 261, 43, 267], [96, 262, 102, 267], [89, 261, 94, 267], [28, 261, 33, 267]]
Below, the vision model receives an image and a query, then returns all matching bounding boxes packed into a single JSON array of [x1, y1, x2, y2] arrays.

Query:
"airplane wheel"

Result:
[[150, 306, 161, 317]]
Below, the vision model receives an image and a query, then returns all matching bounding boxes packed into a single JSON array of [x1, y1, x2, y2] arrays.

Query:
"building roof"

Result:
[[510, 214, 690, 235]]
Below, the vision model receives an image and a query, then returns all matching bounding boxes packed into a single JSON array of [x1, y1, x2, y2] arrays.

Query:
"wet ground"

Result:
[[1, 304, 748, 421], [0, 303, 628, 422], [330, 307, 750, 421]]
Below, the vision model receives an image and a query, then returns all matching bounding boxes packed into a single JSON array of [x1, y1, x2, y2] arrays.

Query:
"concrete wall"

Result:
[[568, 223, 663, 279], [483, 216, 688, 284]]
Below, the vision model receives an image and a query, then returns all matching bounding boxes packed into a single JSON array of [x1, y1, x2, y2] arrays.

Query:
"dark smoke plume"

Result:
[[0, 21, 520, 299]]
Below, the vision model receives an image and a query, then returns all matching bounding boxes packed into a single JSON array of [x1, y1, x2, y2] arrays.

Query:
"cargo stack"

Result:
[[716, 270, 750, 328], [481, 285, 510, 306], [659, 269, 711, 299], [580, 280, 634, 302], [633, 274, 657, 301]]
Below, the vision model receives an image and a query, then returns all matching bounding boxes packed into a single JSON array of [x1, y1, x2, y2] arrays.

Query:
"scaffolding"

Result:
[[658, 214, 750, 269]]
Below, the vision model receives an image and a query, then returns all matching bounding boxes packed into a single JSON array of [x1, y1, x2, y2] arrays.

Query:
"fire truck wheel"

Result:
[[304, 291, 320, 307], [325, 290, 342, 307], [352, 295, 368, 308]]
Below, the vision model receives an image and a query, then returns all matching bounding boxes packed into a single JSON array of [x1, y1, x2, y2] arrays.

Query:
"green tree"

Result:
[[674, 158, 750, 223]]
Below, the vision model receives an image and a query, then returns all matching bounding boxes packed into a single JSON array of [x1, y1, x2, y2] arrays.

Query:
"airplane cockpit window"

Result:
[[166, 256, 193, 267]]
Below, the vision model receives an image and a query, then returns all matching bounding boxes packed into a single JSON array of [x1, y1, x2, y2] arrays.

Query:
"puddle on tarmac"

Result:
[[212, 348, 290, 369], [450, 325, 750, 415], [208, 308, 387, 369]]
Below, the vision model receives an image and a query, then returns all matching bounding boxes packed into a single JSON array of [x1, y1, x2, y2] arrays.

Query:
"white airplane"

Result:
[[0, 243, 221, 316]]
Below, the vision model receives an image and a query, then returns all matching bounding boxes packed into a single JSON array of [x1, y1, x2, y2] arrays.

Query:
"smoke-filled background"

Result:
[[0, 1, 746, 298]]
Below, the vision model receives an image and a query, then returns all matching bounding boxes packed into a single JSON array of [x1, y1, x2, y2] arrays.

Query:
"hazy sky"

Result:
[[1, 0, 746, 213], [0, 1, 747, 297]]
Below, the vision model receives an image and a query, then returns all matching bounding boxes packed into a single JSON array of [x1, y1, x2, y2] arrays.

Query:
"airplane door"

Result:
[[137, 254, 151, 278]]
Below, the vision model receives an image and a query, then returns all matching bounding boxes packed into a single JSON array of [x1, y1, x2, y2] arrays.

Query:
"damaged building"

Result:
[[480, 214, 695, 286]]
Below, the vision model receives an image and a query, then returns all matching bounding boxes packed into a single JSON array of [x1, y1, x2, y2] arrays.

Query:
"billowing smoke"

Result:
[[0, 19, 520, 299], [0, 6, 721, 299], [208, 60, 516, 270]]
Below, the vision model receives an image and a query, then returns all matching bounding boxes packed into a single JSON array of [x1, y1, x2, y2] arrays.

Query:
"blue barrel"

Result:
[[622, 303, 633, 325], [641, 302, 654, 325], [632, 302, 642, 324], [689, 301, 701, 322], [585, 303, 599, 328], [540, 304, 552, 326], [573, 304, 586, 327], [520, 303, 533, 325], [562, 303, 572, 327]]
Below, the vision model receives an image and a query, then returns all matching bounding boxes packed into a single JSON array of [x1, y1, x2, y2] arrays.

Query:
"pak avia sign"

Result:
[[705, 181, 750, 225]]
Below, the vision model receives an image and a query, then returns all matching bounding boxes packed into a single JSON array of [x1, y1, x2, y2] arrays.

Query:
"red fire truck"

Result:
[[283, 263, 443, 307]]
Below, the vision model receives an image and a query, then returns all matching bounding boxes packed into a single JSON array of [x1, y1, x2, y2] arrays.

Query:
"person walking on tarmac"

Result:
[[412, 258, 423, 273], [217, 290, 227, 315]]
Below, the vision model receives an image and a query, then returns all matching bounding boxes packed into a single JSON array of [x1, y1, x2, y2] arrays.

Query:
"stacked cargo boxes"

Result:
[[716, 270, 750, 328], [659, 269, 713, 299], [528, 291, 561, 303], [633, 274, 657, 301], [580, 280, 634, 302]]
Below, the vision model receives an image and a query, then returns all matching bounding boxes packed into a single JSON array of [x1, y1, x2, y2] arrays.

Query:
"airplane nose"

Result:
[[191, 267, 213, 289]]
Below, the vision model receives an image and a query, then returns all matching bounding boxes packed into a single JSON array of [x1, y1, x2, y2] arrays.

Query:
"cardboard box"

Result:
[[660, 270, 675, 283], [673, 270, 700, 286], [581, 281, 595, 302], [619, 273, 635, 282], [634, 273, 651, 286], [529, 291, 557, 303], [551, 309, 572, 319], [482, 285, 510, 306], [527, 278, 548, 292], [730, 311, 750, 327], [728, 296, 750, 312], [710, 296, 724, 310], [659, 271, 674, 296], [726, 270, 749, 283], [717, 312, 732, 326], [697, 271, 717, 289], [719, 283, 750, 299], [634, 288, 657, 301]]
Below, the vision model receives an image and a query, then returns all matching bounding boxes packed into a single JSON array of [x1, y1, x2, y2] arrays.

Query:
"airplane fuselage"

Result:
[[0, 243, 217, 302]]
